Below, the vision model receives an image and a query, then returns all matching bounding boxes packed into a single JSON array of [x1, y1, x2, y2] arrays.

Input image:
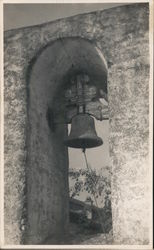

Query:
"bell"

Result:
[[64, 114, 103, 148]]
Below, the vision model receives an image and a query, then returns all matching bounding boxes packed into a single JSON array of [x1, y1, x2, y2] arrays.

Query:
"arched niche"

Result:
[[26, 37, 108, 244]]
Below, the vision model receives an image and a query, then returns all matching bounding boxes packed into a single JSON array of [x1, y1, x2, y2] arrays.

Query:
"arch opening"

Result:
[[26, 37, 110, 244]]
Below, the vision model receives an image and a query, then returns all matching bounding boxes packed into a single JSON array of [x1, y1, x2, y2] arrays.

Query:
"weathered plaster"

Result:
[[4, 3, 150, 245]]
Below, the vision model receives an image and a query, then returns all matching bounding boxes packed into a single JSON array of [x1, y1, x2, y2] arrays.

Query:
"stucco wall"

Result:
[[4, 3, 150, 245]]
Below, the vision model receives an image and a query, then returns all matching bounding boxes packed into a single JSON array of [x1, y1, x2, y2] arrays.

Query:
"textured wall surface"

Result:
[[26, 42, 71, 244], [4, 3, 150, 245]]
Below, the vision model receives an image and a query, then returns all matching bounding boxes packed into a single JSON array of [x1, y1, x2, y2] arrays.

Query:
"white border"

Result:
[[0, 0, 153, 249], [1, 244, 153, 249], [0, 0, 4, 248], [1, 0, 150, 3], [149, 0, 153, 248]]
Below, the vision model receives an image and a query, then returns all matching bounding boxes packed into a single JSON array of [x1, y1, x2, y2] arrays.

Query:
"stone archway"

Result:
[[26, 37, 108, 244]]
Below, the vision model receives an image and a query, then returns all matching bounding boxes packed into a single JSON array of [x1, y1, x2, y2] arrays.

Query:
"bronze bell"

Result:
[[64, 113, 103, 148]]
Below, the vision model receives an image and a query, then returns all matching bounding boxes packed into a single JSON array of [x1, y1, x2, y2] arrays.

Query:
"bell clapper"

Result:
[[82, 148, 86, 153]]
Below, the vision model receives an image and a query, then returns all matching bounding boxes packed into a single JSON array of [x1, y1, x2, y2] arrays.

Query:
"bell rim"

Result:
[[64, 136, 103, 149]]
